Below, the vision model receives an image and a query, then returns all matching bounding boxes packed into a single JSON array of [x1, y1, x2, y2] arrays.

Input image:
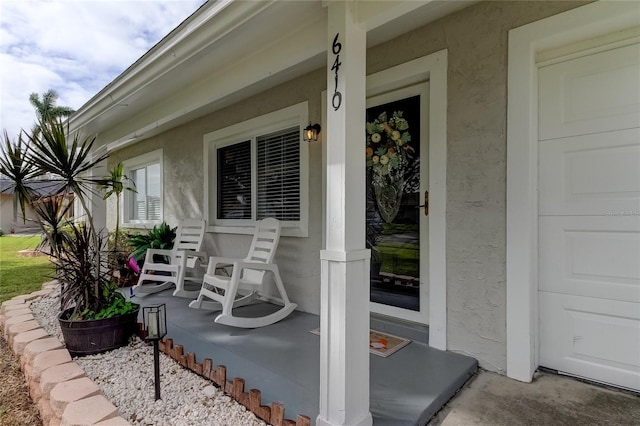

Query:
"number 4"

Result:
[[331, 56, 341, 73]]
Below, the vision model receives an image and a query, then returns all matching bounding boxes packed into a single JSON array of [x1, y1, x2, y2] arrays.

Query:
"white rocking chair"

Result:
[[133, 218, 207, 298], [188, 218, 297, 328]]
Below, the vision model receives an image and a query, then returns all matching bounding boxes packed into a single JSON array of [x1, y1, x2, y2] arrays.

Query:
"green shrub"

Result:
[[127, 222, 176, 261]]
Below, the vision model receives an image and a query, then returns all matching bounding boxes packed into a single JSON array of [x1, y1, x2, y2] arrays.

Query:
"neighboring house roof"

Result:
[[0, 179, 70, 197]]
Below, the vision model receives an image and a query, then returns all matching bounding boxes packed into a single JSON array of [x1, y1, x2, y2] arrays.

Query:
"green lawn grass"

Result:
[[0, 236, 54, 303]]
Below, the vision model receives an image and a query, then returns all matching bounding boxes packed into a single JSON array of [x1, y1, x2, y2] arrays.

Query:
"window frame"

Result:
[[121, 149, 163, 227], [204, 102, 309, 237]]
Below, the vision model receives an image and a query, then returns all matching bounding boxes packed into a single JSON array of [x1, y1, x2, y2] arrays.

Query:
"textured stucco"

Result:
[[105, 1, 591, 372]]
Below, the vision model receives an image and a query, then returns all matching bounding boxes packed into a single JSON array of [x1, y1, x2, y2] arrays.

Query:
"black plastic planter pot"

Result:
[[59, 306, 140, 356]]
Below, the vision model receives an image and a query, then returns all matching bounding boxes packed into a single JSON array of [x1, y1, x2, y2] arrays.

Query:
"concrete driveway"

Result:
[[430, 370, 640, 426]]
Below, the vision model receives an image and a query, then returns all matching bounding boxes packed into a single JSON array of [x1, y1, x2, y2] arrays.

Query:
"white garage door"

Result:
[[537, 40, 640, 391]]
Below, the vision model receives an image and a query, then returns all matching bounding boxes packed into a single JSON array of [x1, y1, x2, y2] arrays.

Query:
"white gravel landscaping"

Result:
[[30, 293, 267, 426]]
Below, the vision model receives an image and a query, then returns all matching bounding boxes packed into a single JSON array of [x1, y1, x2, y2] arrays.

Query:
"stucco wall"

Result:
[[106, 0, 590, 372], [367, 0, 588, 372], [109, 69, 326, 315]]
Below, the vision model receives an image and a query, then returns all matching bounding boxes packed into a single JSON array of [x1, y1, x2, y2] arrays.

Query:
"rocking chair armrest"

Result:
[[206, 256, 242, 274], [188, 250, 208, 261], [186, 250, 208, 266], [231, 261, 280, 274], [144, 248, 174, 261]]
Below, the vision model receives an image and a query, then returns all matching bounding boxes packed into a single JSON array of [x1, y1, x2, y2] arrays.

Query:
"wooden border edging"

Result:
[[136, 324, 311, 426]]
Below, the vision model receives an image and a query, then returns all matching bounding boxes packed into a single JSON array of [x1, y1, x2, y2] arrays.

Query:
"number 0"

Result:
[[332, 91, 342, 111]]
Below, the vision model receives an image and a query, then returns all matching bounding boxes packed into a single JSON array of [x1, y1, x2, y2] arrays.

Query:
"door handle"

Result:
[[416, 191, 428, 216]]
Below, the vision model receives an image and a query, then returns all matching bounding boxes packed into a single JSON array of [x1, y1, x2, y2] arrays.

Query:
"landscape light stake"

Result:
[[143, 304, 167, 400]]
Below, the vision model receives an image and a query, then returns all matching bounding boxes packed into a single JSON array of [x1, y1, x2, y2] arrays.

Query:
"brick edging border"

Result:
[[1, 281, 129, 426], [135, 325, 311, 426]]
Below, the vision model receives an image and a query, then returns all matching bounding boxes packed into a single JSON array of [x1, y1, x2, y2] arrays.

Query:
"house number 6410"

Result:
[[331, 33, 342, 111]]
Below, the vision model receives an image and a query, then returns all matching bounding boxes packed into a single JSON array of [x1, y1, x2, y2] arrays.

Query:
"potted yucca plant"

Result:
[[0, 118, 139, 356]]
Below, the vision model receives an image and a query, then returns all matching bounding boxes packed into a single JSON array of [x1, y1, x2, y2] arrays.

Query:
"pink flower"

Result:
[[127, 257, 140, 274]]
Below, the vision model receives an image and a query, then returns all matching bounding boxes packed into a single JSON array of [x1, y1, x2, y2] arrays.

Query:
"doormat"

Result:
[[309, 328, 411, 358]]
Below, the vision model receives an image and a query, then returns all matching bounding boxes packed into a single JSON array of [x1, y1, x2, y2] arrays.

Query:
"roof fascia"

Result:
[[69, 0, 276, 133], [102, 14, 327, 151]]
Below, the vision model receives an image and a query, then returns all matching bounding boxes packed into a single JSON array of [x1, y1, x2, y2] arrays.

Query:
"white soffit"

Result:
[[72, 0, 475, 150], [364, 0, 477, 46]]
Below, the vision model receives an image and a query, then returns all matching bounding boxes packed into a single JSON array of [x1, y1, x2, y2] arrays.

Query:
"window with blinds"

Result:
[[215, 126, 300, 223], [130, 163, 161, 221], [217, 140, 251, 219], [257, 127, 300, 221]]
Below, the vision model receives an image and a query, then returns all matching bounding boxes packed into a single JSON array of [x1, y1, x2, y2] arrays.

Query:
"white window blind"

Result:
[[131, 163, 161, 221], [256, 127, 300, 221], [215, 127, 301, 223], [217, 140, 251, 219], [132, 168, 146, 220]]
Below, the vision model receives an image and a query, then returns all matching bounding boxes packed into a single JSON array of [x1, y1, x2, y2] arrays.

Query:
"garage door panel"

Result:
[[539, 128, 640, 216], [538, 40, 640, 391], [539, 292, 640, 391], [539, 42, 640, 140], [539, 216, 640, 302]]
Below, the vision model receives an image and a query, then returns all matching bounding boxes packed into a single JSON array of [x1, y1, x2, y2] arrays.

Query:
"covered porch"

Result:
[[68, 1, 619, 424], [131, 288, 477, 425]]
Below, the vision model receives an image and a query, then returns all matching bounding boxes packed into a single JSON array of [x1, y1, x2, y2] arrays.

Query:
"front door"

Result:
[[366, 83, 429, 324]]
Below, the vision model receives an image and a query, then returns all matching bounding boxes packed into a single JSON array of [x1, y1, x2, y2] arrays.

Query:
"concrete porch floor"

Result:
[[130, 288, 477, 425]]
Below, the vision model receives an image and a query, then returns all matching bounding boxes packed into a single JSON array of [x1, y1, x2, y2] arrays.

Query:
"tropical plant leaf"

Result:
[[32, 195, 74, 258], [25, 118, 108, 202], [57, 223, 110, 315], [0, 131, 42, 222], [128, 222, 176, 260]]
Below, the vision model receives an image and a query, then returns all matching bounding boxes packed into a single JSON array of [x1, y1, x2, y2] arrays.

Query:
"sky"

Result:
[[0, 0, 206, 139]]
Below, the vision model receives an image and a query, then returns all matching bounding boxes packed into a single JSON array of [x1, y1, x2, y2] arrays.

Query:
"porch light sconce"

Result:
[[304, 123, 321, 142], [143, 304, 167, 400]]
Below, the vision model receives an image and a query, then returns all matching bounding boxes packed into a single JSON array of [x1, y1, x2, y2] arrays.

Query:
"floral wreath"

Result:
[[365, 110, 414, 177]]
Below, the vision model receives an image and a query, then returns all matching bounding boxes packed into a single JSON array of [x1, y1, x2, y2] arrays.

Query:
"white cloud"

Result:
[[0, 0, 205, 138]]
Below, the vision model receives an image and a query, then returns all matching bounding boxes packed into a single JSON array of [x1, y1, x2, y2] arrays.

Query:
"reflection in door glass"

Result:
[[365, 95, 421, 311]]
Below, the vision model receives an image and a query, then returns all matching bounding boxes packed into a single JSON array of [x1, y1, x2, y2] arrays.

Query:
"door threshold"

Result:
[[370, 313, 429, 344]]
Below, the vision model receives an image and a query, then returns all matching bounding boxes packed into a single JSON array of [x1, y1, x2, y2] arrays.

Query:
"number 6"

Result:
[[332, 33, 341, 54]]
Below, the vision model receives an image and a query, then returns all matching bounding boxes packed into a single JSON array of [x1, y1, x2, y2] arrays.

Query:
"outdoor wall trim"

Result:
[[366, 49, 448, 348], [203, 101, 310, 238], [506, 0, 640, 383], [120, 149, 164, 228]]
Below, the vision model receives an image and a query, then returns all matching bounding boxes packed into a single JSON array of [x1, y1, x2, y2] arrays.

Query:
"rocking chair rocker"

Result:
[[188, 218, 297, 328], [133, 218, 207, 298]]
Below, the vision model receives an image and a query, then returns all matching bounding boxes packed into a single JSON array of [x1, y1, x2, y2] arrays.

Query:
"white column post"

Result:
[[317, 2, 372, 426]]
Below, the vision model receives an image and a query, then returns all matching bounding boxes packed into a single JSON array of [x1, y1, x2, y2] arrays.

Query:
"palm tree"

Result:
[[29, 89, 75, 135]]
